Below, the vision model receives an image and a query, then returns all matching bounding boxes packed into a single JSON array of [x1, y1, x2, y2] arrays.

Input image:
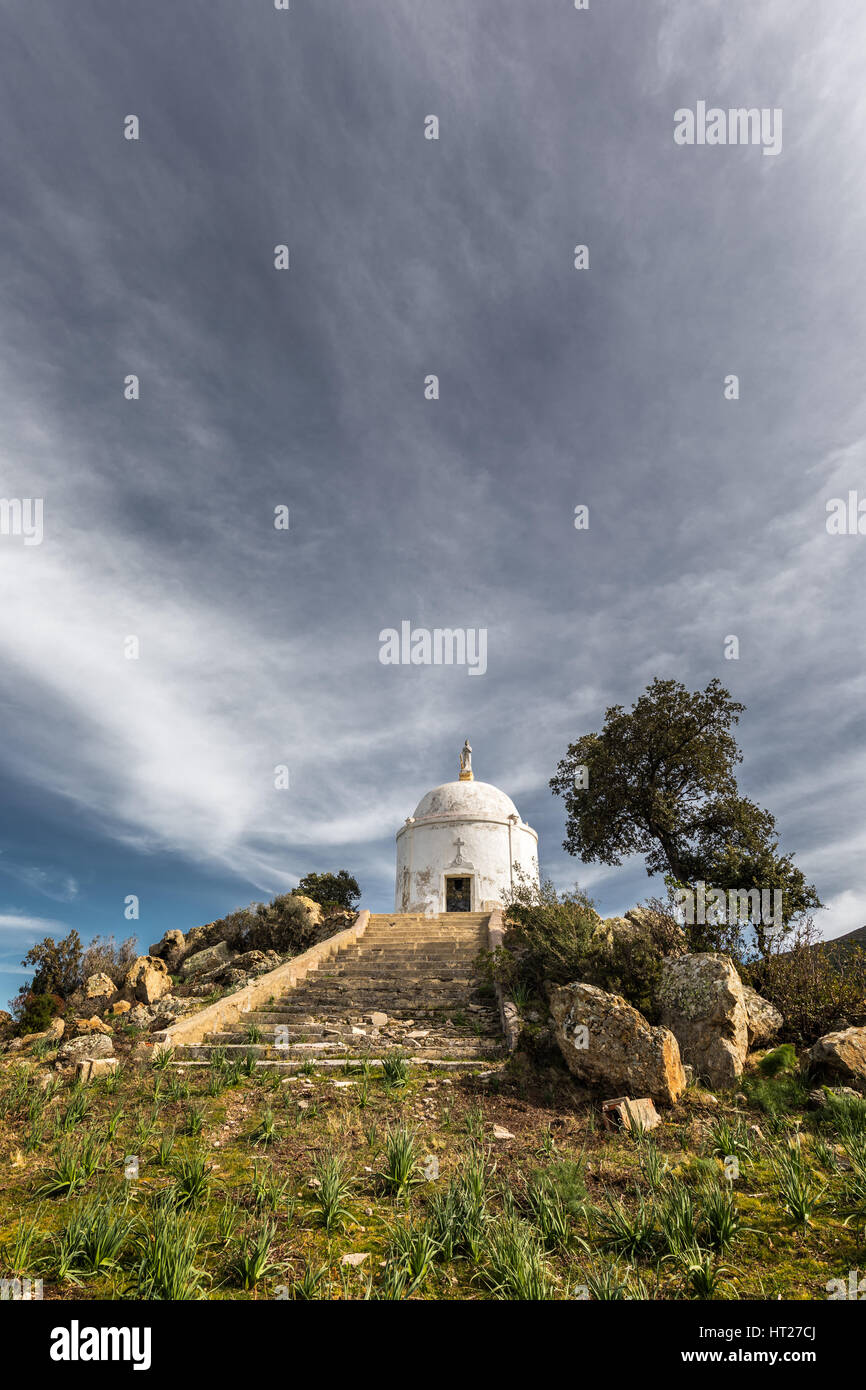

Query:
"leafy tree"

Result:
[[294, 871, 361, 912], [19, 929, 83, 999], [11, 929, 83, 1024], [550, 678, 820, 954]]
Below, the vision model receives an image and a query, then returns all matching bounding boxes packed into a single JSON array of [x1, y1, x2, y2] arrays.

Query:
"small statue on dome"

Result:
[[459, 739, 473, 781]]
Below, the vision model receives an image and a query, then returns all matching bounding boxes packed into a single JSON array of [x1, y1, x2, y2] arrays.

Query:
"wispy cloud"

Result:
[[0, 0, 864, 943]]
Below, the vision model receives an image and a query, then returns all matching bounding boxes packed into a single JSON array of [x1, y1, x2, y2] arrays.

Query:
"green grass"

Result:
[[0, 1050, 862, 1301]]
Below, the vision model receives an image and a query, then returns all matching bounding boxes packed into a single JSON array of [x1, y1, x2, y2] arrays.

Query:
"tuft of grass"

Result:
[[381, 1056, 409, 1091], [593, 1190, 656, 1262], [0, 1208, 44, 1275], [379, 1124, 420, 1199], [37, 1135, 103, 1198], [478, 1211, 556, 1300], [578, 1259, 647, 1300], [182, 1103, 205, 1138], [56, 1199, 133, 1278], [131, 1205, 208, 1300], [524, 1171, 577, 1252], [309, 1153, 354, 1233], [170, 1152, 210, 1209], [250, 1107, 280, 1147], [770, 1139, 825, 1227], [699, 1182, 742, 1254], [289, 1261, 328, 1300], [225, 1219, 280, 1291], [757, 1044, 798, 1078], [385, 1216, 441, 1290]]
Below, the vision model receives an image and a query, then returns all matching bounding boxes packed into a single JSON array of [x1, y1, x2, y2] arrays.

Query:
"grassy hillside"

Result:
[[1, 1046, 864, 1301]]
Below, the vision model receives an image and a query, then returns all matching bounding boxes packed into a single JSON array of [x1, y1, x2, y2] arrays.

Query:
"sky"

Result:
[[1, 0, 865, 1011]]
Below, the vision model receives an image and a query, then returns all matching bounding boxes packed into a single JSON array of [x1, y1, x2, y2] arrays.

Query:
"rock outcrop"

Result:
[[742, 985, 784, 1048], [123, 955, 171, 1005], [57, 1032, 114, 1066], [180, 941, 235, 980], [148, 929, 186, 973], [809, 1026, 866, 1090], [548, 981, 686, 1106], [658, 953, 749, 1089], [82, 972, 119, 1012]]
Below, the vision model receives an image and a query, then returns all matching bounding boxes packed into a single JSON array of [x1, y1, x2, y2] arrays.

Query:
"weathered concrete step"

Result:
[[241, 1008, 500, 1025], [208, 1017, 494, 1039], [357, 945, 486, 956], [171, 1057, 504, 1073], [286, 984, 483, 995], [323, 970, 478, 983], [179, 1041, 503, 1061], [361, 934, 488, 942]]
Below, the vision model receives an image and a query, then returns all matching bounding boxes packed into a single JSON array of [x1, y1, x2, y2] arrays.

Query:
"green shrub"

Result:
[[497, 875, 676, 1018], [744, 920, 866, 1044], [16, 991, 62, 1036], [757, 1044, 799, 1078], [201, 894, 322, 956]]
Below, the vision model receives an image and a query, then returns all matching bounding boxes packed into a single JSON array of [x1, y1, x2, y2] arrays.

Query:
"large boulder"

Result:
[[82, 972, 119, 1013], [742, 986, 784, 1048], [809, 1027, 866, 1090], [57, 1032, 114, 1065], [548, 981, 686, 1106], [658, 953, 749, 1089], [123, 955, 171, 1005], [180, 940, 235, 980], [202, 948, 282, 989], [291, 894, 324, 926], [232, 949, 280, 975], [148, 929, 186, 973]]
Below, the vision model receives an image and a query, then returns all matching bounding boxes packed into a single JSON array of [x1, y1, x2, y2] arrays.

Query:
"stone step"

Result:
[[227, 1017, 499, 1036], [178, 908, 504, 1069], [285, 981, 487, 997], [178, 1040, 502, 1062], [322, 968, 477, 983], [358, 940, 487, 951], [338, 944, 485, 956], [240, 1008, 499, 1026], [172, 1057, 503, 1074]]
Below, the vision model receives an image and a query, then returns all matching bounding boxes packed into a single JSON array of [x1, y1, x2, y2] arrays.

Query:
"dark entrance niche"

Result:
[[445, 876, 472, 912]]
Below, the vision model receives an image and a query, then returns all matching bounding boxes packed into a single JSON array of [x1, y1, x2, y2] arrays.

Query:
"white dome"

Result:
[[410, 779, 521, 824]]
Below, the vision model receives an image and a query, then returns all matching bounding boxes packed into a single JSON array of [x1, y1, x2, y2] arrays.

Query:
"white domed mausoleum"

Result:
[[395, 741, 539, 914]]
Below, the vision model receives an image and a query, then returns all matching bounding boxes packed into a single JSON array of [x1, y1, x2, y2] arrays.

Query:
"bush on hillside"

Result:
[[293, 871, 361, 912], [492, 875, 673, 1020], [744, 918, 866, 1045], [80, 934, 139, 986], [16, 991, 64, 1036], [202, 893, 323, 957]]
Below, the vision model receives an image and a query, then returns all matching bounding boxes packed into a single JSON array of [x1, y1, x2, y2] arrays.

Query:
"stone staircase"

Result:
[[172, 912, 505, 1071]]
